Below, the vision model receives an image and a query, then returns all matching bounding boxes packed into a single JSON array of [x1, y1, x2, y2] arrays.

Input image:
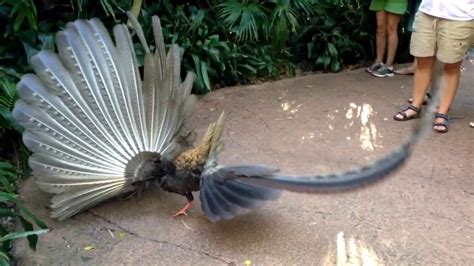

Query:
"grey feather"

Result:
[[13, 14, 196, 220], [199, 166, 282, 222]]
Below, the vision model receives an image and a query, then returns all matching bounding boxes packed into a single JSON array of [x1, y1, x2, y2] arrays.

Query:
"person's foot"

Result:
[[372, 65, 394, 77], [366, 62, 383, 74], [393, 105, 421, 121], [394, 66, 414, 75], [433, 113, 449, 133]]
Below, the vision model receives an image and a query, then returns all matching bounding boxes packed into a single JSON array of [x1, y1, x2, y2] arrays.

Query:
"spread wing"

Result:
[[199, 165, 282, 222]]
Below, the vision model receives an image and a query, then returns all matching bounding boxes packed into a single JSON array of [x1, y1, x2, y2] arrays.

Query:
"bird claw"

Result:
[[172, 210, 188, 218], [171, 202, 192, 218]]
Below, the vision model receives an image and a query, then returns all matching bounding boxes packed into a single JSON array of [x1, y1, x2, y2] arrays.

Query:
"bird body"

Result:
[[13, 13, 437, 222]]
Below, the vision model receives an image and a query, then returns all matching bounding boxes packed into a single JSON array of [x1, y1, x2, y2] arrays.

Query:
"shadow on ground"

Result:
[[14, 57, 473, 265]]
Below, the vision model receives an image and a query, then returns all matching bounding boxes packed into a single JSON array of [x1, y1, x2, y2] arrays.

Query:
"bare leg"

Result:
[[411, 57, 435, 106], [385, 12, 402, 67], [433, 61, 462, 131], [375, 11, 387, 63], [394, 56, 435, 119]]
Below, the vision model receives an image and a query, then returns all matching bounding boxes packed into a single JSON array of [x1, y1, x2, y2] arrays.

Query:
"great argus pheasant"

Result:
[[12, 13, 438, 222]]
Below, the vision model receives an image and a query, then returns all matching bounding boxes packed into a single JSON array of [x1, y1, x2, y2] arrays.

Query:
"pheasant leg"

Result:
[[172, 202, 193, 218]]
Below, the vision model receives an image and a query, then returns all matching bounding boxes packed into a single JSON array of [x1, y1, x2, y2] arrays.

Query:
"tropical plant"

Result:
[[0, 161, 48, 265], [218, 0, 267, 41], [293, 0, 373, 72], [0, 77, 47, 265]]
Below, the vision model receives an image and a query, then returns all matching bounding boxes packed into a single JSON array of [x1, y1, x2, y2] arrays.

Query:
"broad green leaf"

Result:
[[0, 192, 17, 203], [19, 217, 38, 250], [0, 251, 10, 266], [0, 229, 48, 243], [13, 11, 26, 32], [331, 60, 341, 72], [17, 202, 48, 229], [307, 42, 314, 59], [323, 55, 331, 68], [327, 43, 338, 57], [200, 61, 211, 91]]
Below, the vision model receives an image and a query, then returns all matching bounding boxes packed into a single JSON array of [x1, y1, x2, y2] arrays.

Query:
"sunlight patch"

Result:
[[322, 232, 383, 266], [345, 103, 382, 151]]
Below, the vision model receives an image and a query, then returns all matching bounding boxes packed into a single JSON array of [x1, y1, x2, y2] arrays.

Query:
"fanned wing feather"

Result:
[[50, 180, 126, 220], [58, 21, 135, 158], [113, 24, 147, 151], [17, 74, 126, 168], [13, 14, 197, 220], [200, 166, 282, 222]]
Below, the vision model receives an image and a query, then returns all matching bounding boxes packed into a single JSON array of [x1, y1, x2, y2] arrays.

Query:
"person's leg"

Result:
[[394, 56, 435, 120], [385, 12, 402, 67], [432, 17, 473, 132], [411, 57, 435, 107], [367, 0, 386, 73], [432, 62, 462, 131], [375, 11, 387, 64], [372, 6, 406, 77], [394, 11, 436, 121]]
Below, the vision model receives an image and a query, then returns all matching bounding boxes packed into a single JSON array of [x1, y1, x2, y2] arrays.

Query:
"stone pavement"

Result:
[[14, 57, 473, 265]]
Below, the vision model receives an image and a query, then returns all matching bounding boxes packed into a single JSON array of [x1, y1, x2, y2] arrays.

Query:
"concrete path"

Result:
[[14, 57, 473, 265]]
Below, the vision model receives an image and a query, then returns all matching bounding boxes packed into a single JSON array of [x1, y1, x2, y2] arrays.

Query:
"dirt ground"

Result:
[[13, 56, 473, 265]]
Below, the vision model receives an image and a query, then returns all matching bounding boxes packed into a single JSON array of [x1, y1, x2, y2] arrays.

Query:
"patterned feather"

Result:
[[13, 13, 195, 220]]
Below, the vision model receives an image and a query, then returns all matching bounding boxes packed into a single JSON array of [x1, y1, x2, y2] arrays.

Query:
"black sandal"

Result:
[[408, 93, 431, 105], [394, 104, 421, 121], [433, 113, 449, 133]]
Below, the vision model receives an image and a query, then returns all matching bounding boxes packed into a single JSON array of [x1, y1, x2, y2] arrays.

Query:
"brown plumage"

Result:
[[174, 122, 217, 171]]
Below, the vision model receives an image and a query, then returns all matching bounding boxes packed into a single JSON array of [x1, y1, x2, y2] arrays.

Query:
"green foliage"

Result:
[[0, 0, 379, 94], [1, 0, 38, 32], [0, 161, 48, 265], [0, 80, 23, 134], [218, 0, 267, 41], [0, 77, 45, 264], [293, 0, 372, 72]]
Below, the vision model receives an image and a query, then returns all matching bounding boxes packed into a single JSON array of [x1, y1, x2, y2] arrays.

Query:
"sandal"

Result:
[[393, 104, 421, 121], [408, 93, 431, 105], [433, 113, 449, 133]]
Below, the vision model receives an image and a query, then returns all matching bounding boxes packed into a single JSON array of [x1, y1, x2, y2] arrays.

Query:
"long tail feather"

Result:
[[240, 62, 444, 193]]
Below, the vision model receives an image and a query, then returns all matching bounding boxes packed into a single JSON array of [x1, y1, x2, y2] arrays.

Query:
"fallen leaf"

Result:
[[83, 245, 94, 251], [107, 229, 115, 238]]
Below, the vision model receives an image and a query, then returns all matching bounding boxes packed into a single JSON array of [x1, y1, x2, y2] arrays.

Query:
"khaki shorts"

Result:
[[410, 12, 474, 64]]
